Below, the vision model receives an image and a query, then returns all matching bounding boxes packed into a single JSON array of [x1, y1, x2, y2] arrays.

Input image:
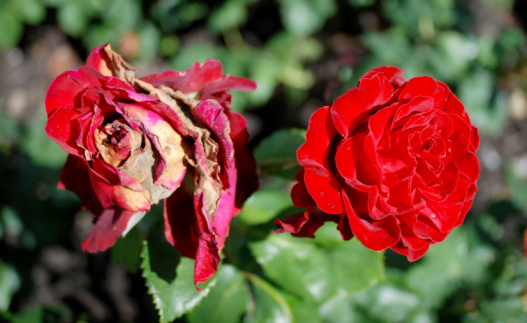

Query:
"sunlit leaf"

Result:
[[249, 233, 384, 304], [0, 260, 20, 311], [254, 128, 306, 179], [141, 235, 218, 322], [187, 265, 249, 323]]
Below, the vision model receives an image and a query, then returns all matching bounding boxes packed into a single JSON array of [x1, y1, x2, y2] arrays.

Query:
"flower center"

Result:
[[94, 120, 143, 167]]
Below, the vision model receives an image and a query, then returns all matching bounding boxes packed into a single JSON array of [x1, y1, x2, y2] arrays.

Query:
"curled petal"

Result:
[[297, 106, 337, 170], [274, 210, 338, 238], [82, 207, 145, 253], [331, 73, 395, 138], [304, 168, 344, 214], [45, 66, 133, 116], [58, 155, 112, 214], [343, 192, 400, 251]]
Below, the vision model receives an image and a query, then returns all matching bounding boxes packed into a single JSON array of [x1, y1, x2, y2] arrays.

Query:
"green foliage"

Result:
[[187, 265, 249, 323], [0, 260, 20, 311], [253, 128, 306, 179], [249, 228, 385, 304], [111, 227, 143, 273], [277, 0, 337, 37], [140, 234, 218, 323]]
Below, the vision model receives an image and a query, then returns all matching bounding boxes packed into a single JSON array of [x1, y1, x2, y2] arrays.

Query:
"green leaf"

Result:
[[348, 0, 375, 7], [249, 233, 384, 304], [0, 260, 20, 311], [140, 236, 218, 323], [458, 69, 506, 135], [111, 227, 143, 273], [138, 22, 161, 60], [254, 128, 306, 179], [277, 0, 337, 36], [57, 2, 89, 37], [0, 10, 23, 49], [238, 189, 294, 226], [102, 0, 142, 31], [187, 265, 249, 323], [208, 0, 247, 34], [21, 111, 67, 168], [246, 273, 293, 322], [12, 0, 46, 25], [404, 226, 494, 308]]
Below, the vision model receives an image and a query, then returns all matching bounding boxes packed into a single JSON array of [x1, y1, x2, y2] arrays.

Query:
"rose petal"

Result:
[[360, 66, 407, 88], [58, 155, 112, 214], [290, 169, 316, 208], [390, 241, 430, 262], [45, 66, 133, 116], [343, 191, 400, 251], [274, 210, 336, 238], [297, 106, 337, 171], [331, 74, 395, 138], [82, 207, 142, 252], [86, 44, 113, 76], [304, 168, 344, 214], [225, 110, 259, 212], [46, 107, 84, 155]]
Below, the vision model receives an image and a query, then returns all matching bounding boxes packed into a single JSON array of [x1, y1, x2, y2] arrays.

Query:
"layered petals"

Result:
[[276, 66, 480, 261], [46, 44, 257, 286]]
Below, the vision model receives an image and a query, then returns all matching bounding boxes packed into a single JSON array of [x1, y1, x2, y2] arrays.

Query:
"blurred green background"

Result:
[[1, 0, 527, 322]]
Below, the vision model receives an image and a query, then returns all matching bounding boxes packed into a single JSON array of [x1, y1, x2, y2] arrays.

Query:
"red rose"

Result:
[[46, 44, 258, 284], [275, 66, 480, 261]]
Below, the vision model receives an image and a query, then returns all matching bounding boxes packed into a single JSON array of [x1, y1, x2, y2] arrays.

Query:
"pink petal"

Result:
[[225, 110, 259, 213], [45, 66, 132, 116], [82, 207, 142, 252], [86, 44, 113, 76]]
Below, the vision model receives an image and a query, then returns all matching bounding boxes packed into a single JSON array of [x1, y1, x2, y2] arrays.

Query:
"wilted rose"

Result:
[[46, 44, 258, 284], [275, 66, 480, 261]]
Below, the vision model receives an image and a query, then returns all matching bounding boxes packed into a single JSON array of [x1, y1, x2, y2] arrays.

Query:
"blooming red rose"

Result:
[[275, 66, 480, 261], [46, 44, 258, 284]]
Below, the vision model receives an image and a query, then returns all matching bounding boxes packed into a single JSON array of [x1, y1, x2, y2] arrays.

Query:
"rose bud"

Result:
[[275, 66, 480, 261], [46, 44, 258, 284]]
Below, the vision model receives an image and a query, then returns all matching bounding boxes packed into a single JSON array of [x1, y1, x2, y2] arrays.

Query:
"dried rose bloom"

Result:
[[46, 44, 258, 284]]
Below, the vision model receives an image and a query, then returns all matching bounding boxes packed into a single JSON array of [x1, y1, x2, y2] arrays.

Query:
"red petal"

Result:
[[225, 110, 259, 212], [58, 155, 112, 214], [343, 192, 400, 251], [274, 210, 340, 238], [331, 73, 395, 138], [390, 241, 430, 262], [164, 187, 220, 286], [360, 66, 407, 88], [304, 168, 344, 214], [45, 66, 132, 116], [46, 107, 84, 155], [399, 76, 449, 108], [164, 187, 199, 258], [290, 169, 315, 208], [86, 44, 113, 76], [141, 60, 224, 94], [81, 207, 141, 252], [297, 106, 337, 170]]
